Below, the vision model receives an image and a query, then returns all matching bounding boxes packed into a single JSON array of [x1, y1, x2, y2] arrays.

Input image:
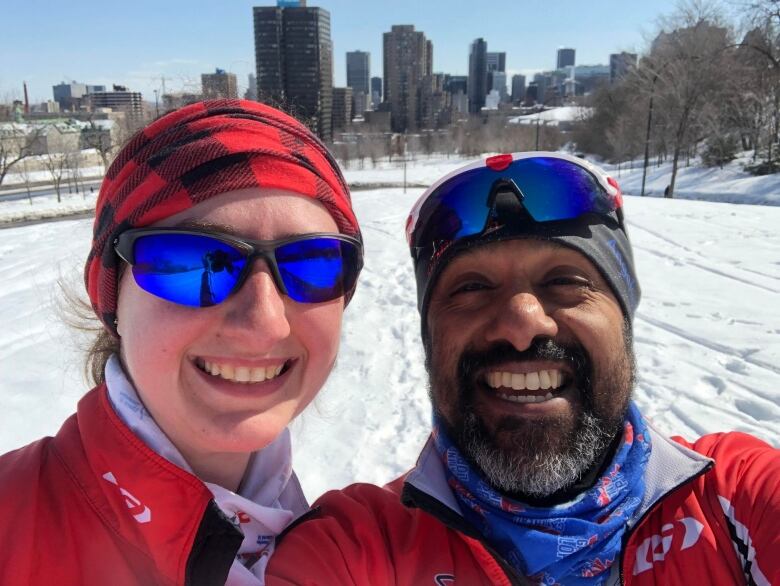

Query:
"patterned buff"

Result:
[[85, 99, 360, 336], [433, 402, 651, 585]]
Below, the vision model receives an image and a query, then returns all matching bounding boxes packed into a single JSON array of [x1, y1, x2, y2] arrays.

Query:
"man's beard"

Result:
[[425, 328, 635, 499]]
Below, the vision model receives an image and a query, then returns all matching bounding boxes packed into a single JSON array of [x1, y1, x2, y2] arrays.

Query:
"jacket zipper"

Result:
[[617, 461, 714, 584], [402, 483, 533, 586]]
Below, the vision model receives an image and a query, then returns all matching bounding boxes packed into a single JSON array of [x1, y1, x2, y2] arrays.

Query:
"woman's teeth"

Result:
[[199, 360, 285, 383], [485, 369, 565, 403]]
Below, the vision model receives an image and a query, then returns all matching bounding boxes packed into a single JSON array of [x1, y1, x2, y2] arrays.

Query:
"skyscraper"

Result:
[[383, 25, 432, 132], [468, 38, 488, 114], [490, 71, 508, 101], [201, 69, 238, 99], [557, 47, 576, 69], [486, 51, 507, 103], [370, 76, 382, 109], [246, 74, 258, 101], [511, 74, 526, 103], [346, 51, 370, 95], [346, 51, 370, 116], [486, 52, 506, 72], [253, 2, 333, 141], [331, 87, 353, 131]]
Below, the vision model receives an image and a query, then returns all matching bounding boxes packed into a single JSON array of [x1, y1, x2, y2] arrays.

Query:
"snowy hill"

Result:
[[0, 183, 778, 501]]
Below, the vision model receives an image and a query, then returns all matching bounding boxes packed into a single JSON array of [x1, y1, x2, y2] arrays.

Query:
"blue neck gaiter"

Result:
[[433, 402, 651, 585]]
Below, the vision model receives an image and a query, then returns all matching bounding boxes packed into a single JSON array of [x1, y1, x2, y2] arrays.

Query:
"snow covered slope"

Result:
[[0, 191, 777, 502]]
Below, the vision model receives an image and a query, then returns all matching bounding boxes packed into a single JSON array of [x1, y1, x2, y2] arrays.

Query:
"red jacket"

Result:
[[267, 426, 779, 585], [0, 385, 242, 586]]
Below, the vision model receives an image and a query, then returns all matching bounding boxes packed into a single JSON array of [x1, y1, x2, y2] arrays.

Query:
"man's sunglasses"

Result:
[[406, 152, 623, 252], [114, 228, 363, 307]]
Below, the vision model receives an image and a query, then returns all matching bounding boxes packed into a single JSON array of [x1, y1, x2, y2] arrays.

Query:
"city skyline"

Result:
[[2, 0, 681, 104]]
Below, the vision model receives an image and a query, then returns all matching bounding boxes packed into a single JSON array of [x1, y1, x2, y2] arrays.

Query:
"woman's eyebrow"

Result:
[[172, 218, 240, 235]]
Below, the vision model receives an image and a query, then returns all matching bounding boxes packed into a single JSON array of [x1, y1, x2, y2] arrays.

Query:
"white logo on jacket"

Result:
[[102, 471, 152, 524], [632, 517, 703, 575]]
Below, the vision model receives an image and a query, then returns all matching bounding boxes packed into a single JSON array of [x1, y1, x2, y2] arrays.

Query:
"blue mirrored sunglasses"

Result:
[[409, 155, 623, 251], [114, 228, 363, 307]]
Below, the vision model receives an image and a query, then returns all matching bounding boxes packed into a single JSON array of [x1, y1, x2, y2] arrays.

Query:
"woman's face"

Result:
[[116, 188, 345, 464]]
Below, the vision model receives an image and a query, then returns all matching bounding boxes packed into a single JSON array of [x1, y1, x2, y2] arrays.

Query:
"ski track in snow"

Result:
[[0, 187, 778, 501]]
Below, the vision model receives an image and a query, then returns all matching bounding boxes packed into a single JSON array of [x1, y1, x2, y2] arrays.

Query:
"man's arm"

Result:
[[692, 432, 780, 584], [266, 485, 398, 586]]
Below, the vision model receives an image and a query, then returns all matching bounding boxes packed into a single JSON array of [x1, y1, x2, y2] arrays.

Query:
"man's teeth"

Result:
[[201, 360, 285, 383], [486, 369, 564, 392]]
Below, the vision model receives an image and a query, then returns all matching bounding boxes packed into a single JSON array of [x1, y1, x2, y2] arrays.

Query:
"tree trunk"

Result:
[[668, 144, 682, 199]]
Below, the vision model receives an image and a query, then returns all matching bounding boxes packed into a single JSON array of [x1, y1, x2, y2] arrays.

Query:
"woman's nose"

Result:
[[223, 262, 291, 343]]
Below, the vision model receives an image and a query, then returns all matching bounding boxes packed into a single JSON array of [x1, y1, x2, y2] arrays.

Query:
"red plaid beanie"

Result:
[[85, 99, 360, 336]]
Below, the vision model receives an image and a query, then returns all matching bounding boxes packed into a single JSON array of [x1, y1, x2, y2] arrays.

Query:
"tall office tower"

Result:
[[533, 73, 548, 103], [246, 74, 258, 100], [383, 25, 432, 132], [346, 50, 370, 116], [486, 51, 507, 102], [468, 38, 488, 113], [511, 74, 526, 103], [445, 75, 468, 96], [557, 47, 576, 69], [610, 52, 638, 83], [486, 51, 506, 72], [201, 69, 239, 99], [370, 76, 382, 109], [490, 71, 508, 101], [253, 1, 333, 141], [346, 51, 370, 95], [526, 81, 538, 104], [331, 87, 353, 131]]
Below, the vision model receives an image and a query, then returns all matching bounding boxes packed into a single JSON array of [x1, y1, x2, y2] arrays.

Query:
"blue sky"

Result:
[[1, 0, 681, 103]]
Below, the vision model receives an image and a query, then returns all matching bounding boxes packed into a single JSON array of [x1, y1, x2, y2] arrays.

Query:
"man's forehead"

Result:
[[447, 237, 586, 266]]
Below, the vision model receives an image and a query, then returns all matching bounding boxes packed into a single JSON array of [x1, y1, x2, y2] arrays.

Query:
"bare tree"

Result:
[[0, 126, 43, 187], [607, 110, 644, 175], [734, 6, 780, 169], [641, 2, 733, 196], [42, 152, 68, 203], [18, 159, 35, 205]]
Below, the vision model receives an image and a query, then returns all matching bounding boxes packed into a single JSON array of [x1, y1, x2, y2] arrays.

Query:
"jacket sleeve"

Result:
[[690, 432, 780, 585], [265, 485, 399, 586]]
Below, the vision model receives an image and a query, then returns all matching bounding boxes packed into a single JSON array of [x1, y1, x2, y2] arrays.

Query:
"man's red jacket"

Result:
[[267, 425, 779, 585], [0, 386, 242, 586]]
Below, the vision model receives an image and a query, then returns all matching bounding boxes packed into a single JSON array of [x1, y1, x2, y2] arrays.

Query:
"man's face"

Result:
[[425, 238, 635, 498]]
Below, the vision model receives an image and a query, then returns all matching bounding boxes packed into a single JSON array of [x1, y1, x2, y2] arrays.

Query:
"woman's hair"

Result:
[[85, 328, 119, 386], [58, 276, 119, 387]]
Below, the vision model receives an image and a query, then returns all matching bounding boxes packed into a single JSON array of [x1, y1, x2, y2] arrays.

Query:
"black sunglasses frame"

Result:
[[114, 227, 364, 305]]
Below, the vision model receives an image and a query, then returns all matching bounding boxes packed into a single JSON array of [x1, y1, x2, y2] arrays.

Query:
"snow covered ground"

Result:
[[508, 106, 592, 126], [0, 163, 778, 500], [603, 154, 780, 206]]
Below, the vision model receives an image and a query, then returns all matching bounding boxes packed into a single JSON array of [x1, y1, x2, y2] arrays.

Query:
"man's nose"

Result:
[[484, 290, 558, 351]]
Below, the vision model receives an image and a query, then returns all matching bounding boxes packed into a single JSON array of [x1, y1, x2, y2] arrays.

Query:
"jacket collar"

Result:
[[404, 409, 713, 524], [91, 355, 309, 584], [54, 384, 220, 584]]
